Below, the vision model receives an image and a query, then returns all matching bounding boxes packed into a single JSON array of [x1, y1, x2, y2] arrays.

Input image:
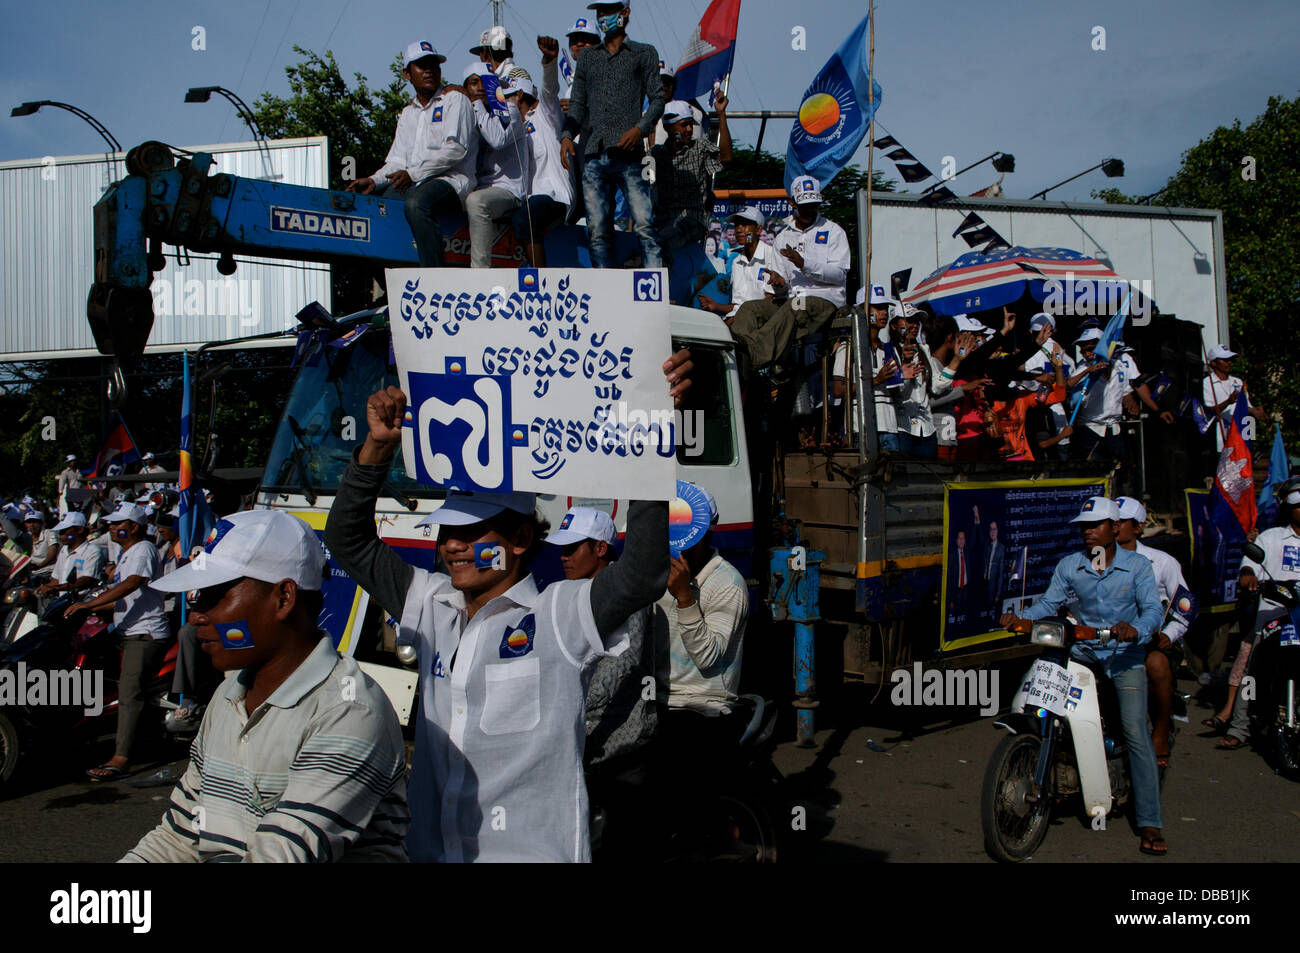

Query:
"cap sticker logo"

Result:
[[559, 513, 574, 530], [420, 41, 433, 52], [204, 518, 237, 553], [1082, 499, 1096, 512], [498, 613, 535, 658]]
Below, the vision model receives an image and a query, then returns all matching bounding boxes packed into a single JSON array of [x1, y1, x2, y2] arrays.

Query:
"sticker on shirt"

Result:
[[216, 621, 255, 649], [432, 106, 444, 123], [1282, 545, 1300, 573], [525, 121, 536, 135], [432, 650, 446, 678], [815, 231, 829, 244], [499, 613, 536, 658]]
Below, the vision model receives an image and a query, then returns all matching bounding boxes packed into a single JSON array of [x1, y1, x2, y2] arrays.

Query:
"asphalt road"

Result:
[[0, 674, 1296, 864]]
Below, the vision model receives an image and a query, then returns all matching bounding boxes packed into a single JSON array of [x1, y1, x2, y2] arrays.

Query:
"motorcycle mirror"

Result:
[[1242, 542, 1266, 565]]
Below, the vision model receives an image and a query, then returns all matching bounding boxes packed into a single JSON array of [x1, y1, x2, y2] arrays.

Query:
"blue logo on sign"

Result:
[[405, 370, 513, 492], [518, 269, 540, 293], [633, 271, 662, 302], [445, 356, 466, 375], [499, 613, 536, 658]]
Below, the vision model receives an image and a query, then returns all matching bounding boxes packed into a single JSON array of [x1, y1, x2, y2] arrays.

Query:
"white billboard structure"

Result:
[[0, 136, 331, 361]]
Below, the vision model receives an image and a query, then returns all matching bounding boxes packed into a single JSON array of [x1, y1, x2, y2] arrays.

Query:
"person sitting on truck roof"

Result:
[[650, 96, 731, 260], [697, 207, 792, 347], [450, 64, 531, 269], [122, 510, 408, 862], [346, 41, 477, 268], [323, 350, 692, 863]]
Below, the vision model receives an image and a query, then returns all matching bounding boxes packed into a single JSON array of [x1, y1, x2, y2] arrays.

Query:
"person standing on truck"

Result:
[[1113, 496, 1188, 769], [122, 510, 409, 862], [470, 26, 532, 86], [346, 41, 477, 268], [69, 503, 173, 782], [1070, 327, 1174, 470], [559, 2, 665, 269], [500, 76, 571, 267], [650, 96, 731, 260], [1019, 313, 1084, 459], [1202, 344, 1263, 452], [323, 351, 692, 863], [1001, 496, 1167, 856]]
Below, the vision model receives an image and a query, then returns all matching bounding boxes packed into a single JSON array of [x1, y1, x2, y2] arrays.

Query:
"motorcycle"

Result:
[[0, 591, 178, 795], [589, 694, 784, 863], [981, 617, 1136, 862], [1237, 541, 1300, 780]]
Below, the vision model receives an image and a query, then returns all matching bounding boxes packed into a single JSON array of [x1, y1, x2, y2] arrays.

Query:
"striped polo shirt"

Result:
[[121, 636, 409, 863]]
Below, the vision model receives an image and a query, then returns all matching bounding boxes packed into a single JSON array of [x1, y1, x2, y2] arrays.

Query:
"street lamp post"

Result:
[[921, 151, 1015, 194], [10, 100, 122, 184], [1028, 158, 1124, 200], [184, 86, 277, 179]]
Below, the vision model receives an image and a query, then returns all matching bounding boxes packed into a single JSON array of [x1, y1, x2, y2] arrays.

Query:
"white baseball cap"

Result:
[[727, 206, 765, 229], [66, 454, 77, 462], [1207, 344, 1237, 361], [1028, 312, 1055, 332], [1075, 327, 1103, 345], [470, 25, 511, 54], [415, 490, 538, 528], [151, 510, 329, 593], [1069, 496, 1120, 523], [1114, 496, 1147, 523], [404, 40, 446, 67], [53, 512, 87, 531], [106, 502, 149, 525], [567, 16, 600, 38], [142, 452, 156, 461], [662, 100, 696, 125], [658, 58, 673, 78], [789, 175, 823, 205], [868, 284, 892, 305], [21, 508, 44, 523], [502, 76, 537, 99], [545, 507, 618, 546]]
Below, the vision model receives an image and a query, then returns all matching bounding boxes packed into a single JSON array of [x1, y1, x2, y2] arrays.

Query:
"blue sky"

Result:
[[2, 0, 1296, 201]]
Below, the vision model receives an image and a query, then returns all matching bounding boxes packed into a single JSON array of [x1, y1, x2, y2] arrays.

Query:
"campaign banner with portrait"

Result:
[[385, 267, 676, 500], [940, 478, 1109, 651], [1185, 488, 1245, 613]]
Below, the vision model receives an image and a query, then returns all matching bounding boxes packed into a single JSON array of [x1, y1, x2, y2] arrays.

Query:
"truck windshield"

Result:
[[262, 328, 434, 497]]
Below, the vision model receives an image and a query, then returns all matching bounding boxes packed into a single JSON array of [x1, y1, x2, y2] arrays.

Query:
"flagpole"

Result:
[[865, 2, 875, 306]]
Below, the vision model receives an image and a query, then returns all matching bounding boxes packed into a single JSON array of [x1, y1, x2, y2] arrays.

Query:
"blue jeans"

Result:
[[513, 195, 567, 243], [899, 433, 938, 457], [878, 431, 903, 452], [581, 151, 662, 268], [1111, 664, 1163, 830], [402, 177, 462, 267]]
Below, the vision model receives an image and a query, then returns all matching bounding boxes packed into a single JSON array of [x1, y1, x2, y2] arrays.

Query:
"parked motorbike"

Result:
[[589, 694, 784, 863], [1238, 542, 1300, 780], [0, 591, 177, 795], [981, 617, 1135, 862]]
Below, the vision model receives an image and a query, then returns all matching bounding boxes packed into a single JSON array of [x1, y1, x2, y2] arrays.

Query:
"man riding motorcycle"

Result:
[[1218, 477, 1300, 750], [1001, 496, 1167, 855]]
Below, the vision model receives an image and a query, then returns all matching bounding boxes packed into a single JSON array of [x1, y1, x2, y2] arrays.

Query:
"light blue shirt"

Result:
[[1022, 545, 1163, 674]]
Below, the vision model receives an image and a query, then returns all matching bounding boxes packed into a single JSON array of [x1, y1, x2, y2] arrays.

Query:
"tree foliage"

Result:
[[1091, 93, 1300, 441]]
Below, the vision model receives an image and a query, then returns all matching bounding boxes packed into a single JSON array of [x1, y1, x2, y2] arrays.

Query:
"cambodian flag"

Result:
[[785, 9, 881, 190], [178, 351, 215, 566], [674, 0, 742, 106], [83, 413, 142, 479], [1209, 391, 1256, 536]]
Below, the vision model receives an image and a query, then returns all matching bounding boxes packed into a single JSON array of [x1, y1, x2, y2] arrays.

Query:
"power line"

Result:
[[321, 0, 353, 53], [220, 0, 275, 142], [256, 0, 305, 108]]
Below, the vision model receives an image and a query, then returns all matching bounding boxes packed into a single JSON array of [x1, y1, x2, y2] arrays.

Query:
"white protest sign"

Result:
[[386, 267, 676, 500]]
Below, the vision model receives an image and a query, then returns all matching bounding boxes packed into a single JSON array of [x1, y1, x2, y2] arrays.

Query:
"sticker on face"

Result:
[[217, 621, 255, 649]]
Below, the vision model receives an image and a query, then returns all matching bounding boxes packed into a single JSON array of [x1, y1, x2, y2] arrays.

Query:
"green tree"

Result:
[[1092, 93, 1300, 440]]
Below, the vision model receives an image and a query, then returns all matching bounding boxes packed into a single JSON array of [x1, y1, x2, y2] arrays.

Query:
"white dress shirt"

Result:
[[1203, 372, 1248, 450], [1134, 541, 1190, 643], [1078, 352, 1140, 436], [772, 214, 851, 308], [1240, 525, 1300, 613], [523, 97, 572, 206], [373, 90, 479, 201], [471, 99, 531, 198], [727, 241, 791, 317]]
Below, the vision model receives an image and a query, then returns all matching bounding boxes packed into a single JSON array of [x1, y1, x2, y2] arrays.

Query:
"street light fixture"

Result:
[[920, 151, 1015, 195], [11, 100, 123, 187], [1029, 158, 1124, 200], [184, 86, 277, 179]]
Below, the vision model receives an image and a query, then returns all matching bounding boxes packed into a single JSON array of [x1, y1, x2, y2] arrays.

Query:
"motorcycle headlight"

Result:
[[3, 590, 14, 604], [1030, 621, 1067, 648]]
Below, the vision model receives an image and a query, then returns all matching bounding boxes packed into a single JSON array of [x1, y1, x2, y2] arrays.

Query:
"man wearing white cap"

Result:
[[57, 453, 82, 517], [346, 41, 477, 268], [496, 75, 570, 267], [831, 284, 905, 451], [21, 508, 58, 577], [37, 512, 104, 598], [139, 451, 167, 492], [122, 510, 408, 861], [324, 350, 691, 862], [1003, 496, 1167, 855], [1071, 327, 1173, 472], [456, 64, 532, 269], [651, 95, 731, 258], [546, 507, 659, 769], [697, 207, 791, 337], [538, 19, 601, 109], [1202, 343, 1263, 451], [1019, 313, 1083, 457], [70, 503, 172, 781], [471, 25, 532, 86], [1113, 496, 1188, 768]]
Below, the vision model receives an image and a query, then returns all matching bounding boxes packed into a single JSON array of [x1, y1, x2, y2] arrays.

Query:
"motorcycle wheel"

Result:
[[981, 732, 1052, 862], [0, 708, 21, 793], [667, 789, 778, 863], [1272, 725, 1300, 781]]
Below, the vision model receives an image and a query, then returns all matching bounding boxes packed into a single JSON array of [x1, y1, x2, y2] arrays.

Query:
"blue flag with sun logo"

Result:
[[785, 10, 881, 191]]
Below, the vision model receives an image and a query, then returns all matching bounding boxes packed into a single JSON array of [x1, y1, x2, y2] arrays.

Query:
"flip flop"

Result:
[[86, 764, 128, 781], [1201, 715, 1227, 731], [1216, 736, 1246, 751], [1139, 828, 1168, 856]]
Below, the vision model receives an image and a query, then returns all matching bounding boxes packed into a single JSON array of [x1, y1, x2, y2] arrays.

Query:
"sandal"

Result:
[[1201, 715, 1227, 731], [86, 764, 128, 781], [1216, 736, 1246, 750], [1139, 828, 1168, 856]]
